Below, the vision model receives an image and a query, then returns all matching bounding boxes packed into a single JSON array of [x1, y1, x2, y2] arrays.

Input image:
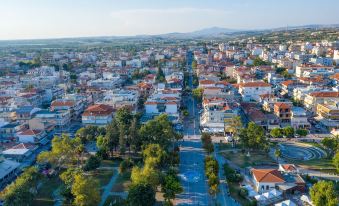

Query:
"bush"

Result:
[[119, 158, 134, 173], [239, 188, 248, 198], [83, 155, 101, 171]]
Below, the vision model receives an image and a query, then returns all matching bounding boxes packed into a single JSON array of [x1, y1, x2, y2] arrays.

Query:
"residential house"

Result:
[[238, 82, 272, 102], [82, 104, 115, 126], [291, 107, 310, 129], [316, 100, 339, 130], [17, 129, 47, 145], [274, 103, 292, 123], [304, 91, 339, 112]]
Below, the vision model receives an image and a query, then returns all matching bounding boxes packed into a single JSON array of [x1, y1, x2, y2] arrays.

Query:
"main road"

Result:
[[175, 53, 238, 205]]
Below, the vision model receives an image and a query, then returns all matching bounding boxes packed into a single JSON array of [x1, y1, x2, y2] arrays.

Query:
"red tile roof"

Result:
[[274, 102, 291, 109], [51, 100, 74, 107], [18, 129, 42, 136], [252, 169, 285, 183], [240, 82, 271, 88], [310, 91, 339, 98], [82, 104, 114, 116]]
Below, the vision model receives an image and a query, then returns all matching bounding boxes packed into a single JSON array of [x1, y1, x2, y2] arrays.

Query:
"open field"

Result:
[[221, 150, 277, 168]]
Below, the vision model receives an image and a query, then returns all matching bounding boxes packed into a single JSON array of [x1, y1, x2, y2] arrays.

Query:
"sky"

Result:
[[0, 0, 339, 40]]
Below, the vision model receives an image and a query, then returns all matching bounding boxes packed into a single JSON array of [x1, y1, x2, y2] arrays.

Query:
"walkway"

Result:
[[99, 168, 119, 206]]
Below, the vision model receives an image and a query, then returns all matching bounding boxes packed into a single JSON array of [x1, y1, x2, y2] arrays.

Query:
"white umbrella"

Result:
[[255, 195, 267, 201], [263, 191, 275, 199], [270, 189, 282, 197], [275, 200, 296, 206]]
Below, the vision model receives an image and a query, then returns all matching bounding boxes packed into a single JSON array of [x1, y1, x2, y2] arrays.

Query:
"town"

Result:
[[0, 26, 339, 206]]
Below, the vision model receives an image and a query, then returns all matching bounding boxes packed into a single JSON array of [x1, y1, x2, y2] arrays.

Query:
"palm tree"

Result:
[[274, 148, 282, 162]]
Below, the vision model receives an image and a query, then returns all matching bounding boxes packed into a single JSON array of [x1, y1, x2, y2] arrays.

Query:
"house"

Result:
[[51, 95, 87, 120], [278, 164, 298, 173], [0, 157, 20, 188], [201, 97, 238, 133], [17, 129, 47, 144], [251, 168, 305, 194], [291, 107, 310, 129], [2, 143, 37, 162], [274, 103, 291, 123], [238, 82, 272, 102], [82, 104, 115, 126], [304, 91, 339, 112], [251, 169, 285, 193], [0, 123, 22, 142], [316, 100, 339, 130]]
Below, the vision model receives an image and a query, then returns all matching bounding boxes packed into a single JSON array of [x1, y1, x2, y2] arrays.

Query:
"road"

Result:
[[175, 54, 238, 205]]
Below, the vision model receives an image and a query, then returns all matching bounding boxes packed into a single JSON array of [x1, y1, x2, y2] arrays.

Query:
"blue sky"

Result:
[[0, 0, 338, 40]]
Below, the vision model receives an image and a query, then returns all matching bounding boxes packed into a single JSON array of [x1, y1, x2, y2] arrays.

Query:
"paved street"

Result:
[[176, 58, 239, 205]]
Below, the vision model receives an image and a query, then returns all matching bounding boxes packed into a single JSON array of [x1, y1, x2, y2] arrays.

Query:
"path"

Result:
[[214, 145, 240, 206], [52, 187, 63, 206], [99, 168, 119, 206]]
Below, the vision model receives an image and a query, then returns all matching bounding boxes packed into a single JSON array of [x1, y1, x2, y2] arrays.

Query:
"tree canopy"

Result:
[[127, 182, 156, 206], [239, 122, 268, 151], [310, 181, 338, 206]]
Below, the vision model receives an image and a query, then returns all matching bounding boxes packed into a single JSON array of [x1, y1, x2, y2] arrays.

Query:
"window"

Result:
[[266, 185, 269, 190]]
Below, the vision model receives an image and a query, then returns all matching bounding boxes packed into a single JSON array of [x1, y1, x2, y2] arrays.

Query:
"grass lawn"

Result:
[[222, 150, 277, 168], [217, 143, 234, 150], [32, 175, 62, 206], [111, 172, 131, 192], [228, 181, 254, 206], [103, 195, 125, 206], [101, 159, 119, 168], [292, 158, 337, 173], [89, 168, 114, 187]]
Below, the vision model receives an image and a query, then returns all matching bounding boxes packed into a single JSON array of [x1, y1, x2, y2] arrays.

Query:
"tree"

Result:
[[239, 122, 267, 151], [37, 134, 83, 169], [115, 107, 133, 129], [142, 144, 167, 169], [296, 129, 308, 137], [282, 126, 294, 138], [192, 88, 203, 101], [228, 116, 243, 146], [253, 57, 267, 66], [333, 151, 339, 173], [270, 128, 283, 138], [162, 173, 183, 203], [139, 114, 177, 149], [156, 67, 166, 83], [2, 167, 41, 206], [128, 117, 140, 153], [104, 119, 120, 153], [71, 174, 100, 206], [310, 181, 338, 206], [274, 148, 282, 162], [191, 60, 197, 70], [127, 182, 156, 206], [83, 155, 101, 171], [59, 168, 80, 202], [322, 137, 339, 157]]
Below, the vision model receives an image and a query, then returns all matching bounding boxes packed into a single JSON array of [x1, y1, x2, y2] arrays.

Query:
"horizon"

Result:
[[1, 0, 339, 41]]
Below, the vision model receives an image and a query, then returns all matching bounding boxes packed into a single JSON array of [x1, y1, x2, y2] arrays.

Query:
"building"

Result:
[[82, 104, 115, 126], [2, 143, 37, 162], [251, 168, 305, 194], [304, 91, 339, 112], [291, 107, 310, 129], [0, 157, 20, 188], [17, 129, 47, 144], [238, 82, 272, 102], [274, 103, 291, 123], [200, 97, 238, 133], [316, 100, 339, 130], [251, 169, 285, 193]]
